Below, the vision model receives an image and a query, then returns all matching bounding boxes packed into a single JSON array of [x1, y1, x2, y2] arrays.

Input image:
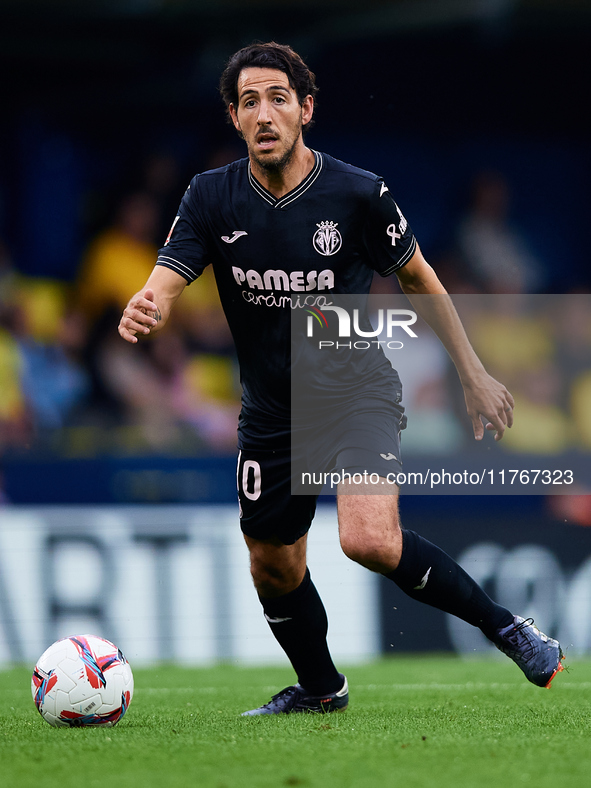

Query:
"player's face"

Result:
[[229, 67, 313, 173]]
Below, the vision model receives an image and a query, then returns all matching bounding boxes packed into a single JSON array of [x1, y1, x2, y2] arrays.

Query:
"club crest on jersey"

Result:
[[313, 221, 342, 257]]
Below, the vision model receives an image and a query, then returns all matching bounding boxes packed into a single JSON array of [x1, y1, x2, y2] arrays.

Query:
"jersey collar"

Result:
[[247, 150, 323, 209]]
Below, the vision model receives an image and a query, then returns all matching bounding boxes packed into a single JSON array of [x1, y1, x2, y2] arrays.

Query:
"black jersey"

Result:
[[156, 151, 417, 446]]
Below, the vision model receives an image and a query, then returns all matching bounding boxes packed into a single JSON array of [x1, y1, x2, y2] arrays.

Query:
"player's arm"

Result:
[[118, 265, 187, 344], [395, 245, 514, 441]]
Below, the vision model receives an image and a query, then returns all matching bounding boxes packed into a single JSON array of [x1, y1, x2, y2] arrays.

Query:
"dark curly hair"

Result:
[[219, 41, 318, 135]]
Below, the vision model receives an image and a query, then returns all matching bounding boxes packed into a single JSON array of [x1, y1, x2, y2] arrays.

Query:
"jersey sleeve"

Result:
[[155, 175, 210, 283], [362, 179, 417, 277]]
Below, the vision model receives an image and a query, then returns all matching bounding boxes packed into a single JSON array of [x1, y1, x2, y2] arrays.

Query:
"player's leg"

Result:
[[244, 531, 307, 597], [244, 533, 344, 694], [337, 485, 513, 636], [337, 484, 564, 687], [238, 448, 347, 714]]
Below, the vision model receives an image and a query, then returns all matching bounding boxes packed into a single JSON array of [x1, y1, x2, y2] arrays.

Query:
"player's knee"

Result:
[[340, 531, 379, 566], [249, 558, 298, 596], [340, 530, 401, 573]]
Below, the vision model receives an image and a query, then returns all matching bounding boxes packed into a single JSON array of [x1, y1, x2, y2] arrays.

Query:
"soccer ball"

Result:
[[31, 634, 134, 727]]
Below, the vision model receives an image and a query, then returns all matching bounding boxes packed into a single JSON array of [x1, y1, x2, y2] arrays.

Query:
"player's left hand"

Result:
[[462, 373, 515, 441]]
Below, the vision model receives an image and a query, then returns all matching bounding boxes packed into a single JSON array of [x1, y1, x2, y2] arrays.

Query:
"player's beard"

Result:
[[249, 122, 301, 175]]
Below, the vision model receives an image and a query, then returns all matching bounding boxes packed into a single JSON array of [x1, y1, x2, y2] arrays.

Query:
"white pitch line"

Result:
[[136, 681, 591, 694], [5, 682, 588, 699], [356, 682, 591, 691]]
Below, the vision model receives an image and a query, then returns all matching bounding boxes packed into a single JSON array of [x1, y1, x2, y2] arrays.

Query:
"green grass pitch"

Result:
[[2, 657, 590, 788]]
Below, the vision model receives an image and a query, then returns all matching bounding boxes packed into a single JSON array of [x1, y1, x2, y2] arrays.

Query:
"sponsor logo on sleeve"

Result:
[[164, 215, 180, 246]]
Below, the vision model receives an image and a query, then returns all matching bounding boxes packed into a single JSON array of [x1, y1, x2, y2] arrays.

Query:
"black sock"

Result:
[[385, 529, 514, 640], [259, 568, 342, 695]]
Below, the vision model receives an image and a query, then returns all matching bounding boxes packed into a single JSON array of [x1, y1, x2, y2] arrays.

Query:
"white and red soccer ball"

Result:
[[32, 634, 133, 727]]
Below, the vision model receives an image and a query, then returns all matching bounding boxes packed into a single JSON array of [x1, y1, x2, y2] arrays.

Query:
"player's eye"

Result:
[[273, 96, 286, 104], [244, 99, 256, 108]]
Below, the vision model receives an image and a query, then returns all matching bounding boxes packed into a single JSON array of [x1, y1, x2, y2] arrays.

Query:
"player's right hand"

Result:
[[118, 288, 159, 344]]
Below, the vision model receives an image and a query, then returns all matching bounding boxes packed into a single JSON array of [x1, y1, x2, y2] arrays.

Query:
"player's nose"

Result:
[[257, 100, 272, 124]]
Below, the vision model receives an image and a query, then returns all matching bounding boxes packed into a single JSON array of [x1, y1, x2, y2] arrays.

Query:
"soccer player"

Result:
[[118, 42, 564, 714]]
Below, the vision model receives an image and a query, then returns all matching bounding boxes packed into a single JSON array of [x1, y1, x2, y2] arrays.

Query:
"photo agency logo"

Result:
[[305, 305, 418, 350]]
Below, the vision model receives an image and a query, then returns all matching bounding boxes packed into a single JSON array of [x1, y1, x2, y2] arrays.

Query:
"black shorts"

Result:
[[237, 398, 406, 545]]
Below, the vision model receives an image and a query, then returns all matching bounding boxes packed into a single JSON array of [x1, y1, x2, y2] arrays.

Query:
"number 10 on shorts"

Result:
[[238, 454, 262, 501]]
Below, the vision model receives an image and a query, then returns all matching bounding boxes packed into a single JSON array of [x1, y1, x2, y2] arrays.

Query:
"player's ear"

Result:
[[301, 95, 314, 127], [229, 103, 241, 133]]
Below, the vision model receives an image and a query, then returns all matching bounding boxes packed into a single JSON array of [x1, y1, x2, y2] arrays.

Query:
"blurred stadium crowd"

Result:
[[0, 150, 242, 459]]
